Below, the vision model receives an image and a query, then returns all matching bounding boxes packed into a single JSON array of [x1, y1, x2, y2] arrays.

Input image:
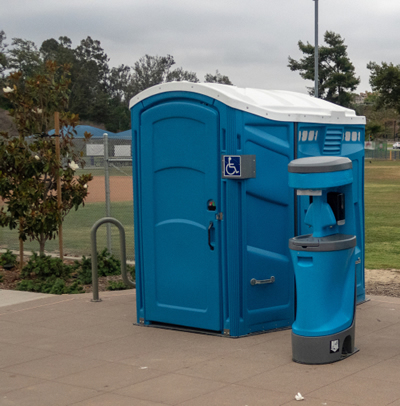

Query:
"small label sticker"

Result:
[[330, 339, 340, 353], [224, 156, 241, 177]]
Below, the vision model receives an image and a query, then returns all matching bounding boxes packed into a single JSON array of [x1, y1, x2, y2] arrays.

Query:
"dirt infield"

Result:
[[86, 176, 133, 203], [0, 176, 133, 206]]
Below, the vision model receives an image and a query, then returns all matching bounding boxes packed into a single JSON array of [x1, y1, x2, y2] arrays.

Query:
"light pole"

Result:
[[314, 0, 319, 98]]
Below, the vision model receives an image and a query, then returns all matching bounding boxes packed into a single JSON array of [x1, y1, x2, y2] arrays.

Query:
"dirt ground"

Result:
[[86, 176, 133, 203], [365, 268, 400, 297]]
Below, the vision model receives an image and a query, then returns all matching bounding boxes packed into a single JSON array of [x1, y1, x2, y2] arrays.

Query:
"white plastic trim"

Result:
[[129, 82, 366, 125]]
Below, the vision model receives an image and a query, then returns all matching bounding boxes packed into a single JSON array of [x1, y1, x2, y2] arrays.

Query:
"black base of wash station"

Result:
[[292, 320, 358, 365]]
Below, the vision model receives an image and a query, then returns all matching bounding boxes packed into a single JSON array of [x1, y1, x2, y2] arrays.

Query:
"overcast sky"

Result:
[[1, 0, 397, 95]]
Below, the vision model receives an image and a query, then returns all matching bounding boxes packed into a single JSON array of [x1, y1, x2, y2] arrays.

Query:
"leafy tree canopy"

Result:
[[127, 54, 199, 99], [204, 70, 233, 85], [367, 61, 400, 114], [288, 31, 360, 107], [0, 30, 7, 78], [7, 38, 42, 79], [0, 61, 93, 254], [0, 30, 233, 132]]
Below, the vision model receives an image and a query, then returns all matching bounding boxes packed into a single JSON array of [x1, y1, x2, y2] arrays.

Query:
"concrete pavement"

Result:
[[0, 289, 55, 307], [0, 290, 399, 405]]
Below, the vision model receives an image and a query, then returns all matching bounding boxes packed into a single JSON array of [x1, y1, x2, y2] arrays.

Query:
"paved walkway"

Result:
[[0, 291, 399, 405]]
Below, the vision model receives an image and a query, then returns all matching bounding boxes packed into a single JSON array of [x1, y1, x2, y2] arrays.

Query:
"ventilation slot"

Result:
[[323, 129, 342, 155]]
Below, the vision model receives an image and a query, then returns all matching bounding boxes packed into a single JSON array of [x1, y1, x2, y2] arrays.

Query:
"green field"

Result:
[[365, 160, 400, 269], [0, 201, 134, 260]]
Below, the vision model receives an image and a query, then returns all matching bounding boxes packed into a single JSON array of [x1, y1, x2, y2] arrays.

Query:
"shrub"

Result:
[[17, 252, 82, 295], [21, 252, 72, 280], [0, 250, 18, 267], [16, 276, 83, 294], [107, 280, 130, 291], [72, 249, 135, 285]]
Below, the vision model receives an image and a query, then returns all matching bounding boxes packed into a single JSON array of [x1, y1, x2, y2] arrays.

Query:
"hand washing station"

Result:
[[288, 156, 358, 364]]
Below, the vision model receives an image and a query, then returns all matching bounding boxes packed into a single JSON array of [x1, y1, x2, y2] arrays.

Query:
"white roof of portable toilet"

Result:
[[129, 82, 365, 125]]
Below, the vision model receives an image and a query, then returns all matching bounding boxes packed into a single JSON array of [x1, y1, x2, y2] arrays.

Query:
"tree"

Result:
[[71, 37, 109, 119], [0, 61, 93, 254], [105, 64, 132, 132], [0, 30, 7, 79], [108, 64, 131, 103], [365, 122, 384, 140], [127, 54, 199, 99], [353, 87, 400, 140], [7, 38, 43, 79], [0, 30, 10, 109], [68, 36, 110, 123], [367, 62, 400, 114], [40, 36, 76, 67], [288, 31, 360, 107], [166, 67, 198, 83], [204, 70, 233, 85]]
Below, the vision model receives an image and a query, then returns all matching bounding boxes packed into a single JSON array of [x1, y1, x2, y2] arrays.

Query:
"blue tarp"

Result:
[[48, 125, 132, 139]]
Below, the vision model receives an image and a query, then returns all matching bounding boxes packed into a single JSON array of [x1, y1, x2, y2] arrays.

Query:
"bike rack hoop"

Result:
[[90, 217, 136, 302]]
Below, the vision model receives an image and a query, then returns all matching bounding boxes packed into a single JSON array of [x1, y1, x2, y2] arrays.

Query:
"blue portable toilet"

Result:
[[130, 82, 365, 337]]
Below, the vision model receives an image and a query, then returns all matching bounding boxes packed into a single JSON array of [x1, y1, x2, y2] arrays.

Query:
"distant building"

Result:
[[353, 92, 368, 105]]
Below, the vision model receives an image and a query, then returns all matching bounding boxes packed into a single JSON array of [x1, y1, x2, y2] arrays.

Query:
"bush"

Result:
[[72, 249, 135, 285], [21, 252, 72, 280], [15, 249, 135, 295], [73, 255, 92, 284], [107, 281, 130, 291], [97, 248, 121, 276], [16, 276, 83, 294], [17, 252, 80, 294], [0, 249, 18, 267]]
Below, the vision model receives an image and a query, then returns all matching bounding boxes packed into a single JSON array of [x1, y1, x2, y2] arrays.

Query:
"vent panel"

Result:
[[323, 129, 342, 155]]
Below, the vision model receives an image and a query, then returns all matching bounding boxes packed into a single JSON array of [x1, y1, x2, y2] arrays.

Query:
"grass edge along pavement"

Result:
[[364, 160, 400, 269]]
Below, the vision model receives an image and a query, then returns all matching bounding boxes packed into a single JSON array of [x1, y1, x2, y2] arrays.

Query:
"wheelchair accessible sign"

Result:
[[222, 155, 256, 179], [224, 156, 241, 177]]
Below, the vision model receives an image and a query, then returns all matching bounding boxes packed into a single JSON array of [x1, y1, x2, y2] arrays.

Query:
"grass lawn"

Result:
[[0, 201, 135, 260], [365, 160, 400, 269]]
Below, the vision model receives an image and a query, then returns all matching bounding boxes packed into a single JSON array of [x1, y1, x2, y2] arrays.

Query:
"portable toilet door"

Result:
[[130, 82, 366, 336], [135, 100, 221, 332]]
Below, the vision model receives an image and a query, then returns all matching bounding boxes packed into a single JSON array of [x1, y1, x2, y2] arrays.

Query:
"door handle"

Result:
[[208, 221, 214, 251], [250, 276, 275, 285]]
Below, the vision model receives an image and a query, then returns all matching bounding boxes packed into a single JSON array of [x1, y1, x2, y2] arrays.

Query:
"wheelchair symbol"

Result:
[[225, 156, 240, 176]]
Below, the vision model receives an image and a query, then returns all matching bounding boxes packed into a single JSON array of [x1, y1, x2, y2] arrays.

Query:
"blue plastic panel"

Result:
[[242, 119, 295, 333], [290, 247, 355, 336]]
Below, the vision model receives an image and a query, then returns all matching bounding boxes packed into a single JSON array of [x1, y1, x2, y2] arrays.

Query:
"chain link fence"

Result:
[[365, 148, 400, 160], [0, 133, 135, 261]]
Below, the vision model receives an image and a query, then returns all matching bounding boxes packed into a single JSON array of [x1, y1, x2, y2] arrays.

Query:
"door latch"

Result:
[[250, 276, 275, 286]]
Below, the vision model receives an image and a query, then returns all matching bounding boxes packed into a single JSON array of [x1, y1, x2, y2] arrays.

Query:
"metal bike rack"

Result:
[[90, 217, 136, 302]]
